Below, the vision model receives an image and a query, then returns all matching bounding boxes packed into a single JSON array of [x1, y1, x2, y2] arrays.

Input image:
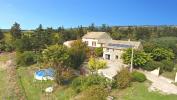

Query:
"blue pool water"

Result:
[[36, 70, 45, 76], [35, 68, 54, 77]]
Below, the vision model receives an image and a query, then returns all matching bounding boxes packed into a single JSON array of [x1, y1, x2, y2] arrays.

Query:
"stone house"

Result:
[[100, 40, 142, 63], [82, 32, 112, 47], [82, 32, 142, 62]]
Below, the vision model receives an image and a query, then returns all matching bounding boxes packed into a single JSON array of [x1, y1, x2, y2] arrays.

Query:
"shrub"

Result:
[[71, 74, 110, 93], [114, 68, 131, 89], [131, 71, 146, 82], [88, 57, 107, 72], [143, 60, 164, 74], [162, 60, 174, 72], [79, 85, 109, 100], [151, 47, 174, 61], [16, 51, 36, 66], [122, 48, 151, 67], [143, 60, 159, 71], [94, 47, 103, 57]]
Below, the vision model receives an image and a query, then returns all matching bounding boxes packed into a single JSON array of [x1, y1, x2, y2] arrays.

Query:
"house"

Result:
[[101, 40, 142, 63], [63, 40, 76, 48], [82, 32, 112, 47], [82, 32, 142, 62], [65, 32, 142, 64]]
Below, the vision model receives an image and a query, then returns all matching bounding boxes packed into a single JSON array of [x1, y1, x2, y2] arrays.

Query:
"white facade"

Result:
[[103, 48, 124, 62], [82, 38, 102, 47]]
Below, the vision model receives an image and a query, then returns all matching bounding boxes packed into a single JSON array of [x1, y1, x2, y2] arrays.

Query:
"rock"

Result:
[[45, 87, 53, 93], [107, 96, 114, 100]]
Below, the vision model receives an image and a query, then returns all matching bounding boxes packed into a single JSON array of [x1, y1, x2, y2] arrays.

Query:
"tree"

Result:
[[151, 48, 175, 61], [79, 85, 109, 100], [51, 32, 64, 44], [122, 48, 151, 67], [15, 35, 33, 52], [71, 74, 110, 93], [0, 29, 4, 40], [88, 23, 97, 31], [42, 44, 70, 84], [114, 68, 131, 89], [69, 40, 89, 69], [88, 57, 107, 73], [16, 51, 36, 66], [32, 24, 52, 51], [143, 42, 157, 53], [76, 25, 85, 38], [94, 47, 103, 57], [10, 22, 21, 39], [143, 60, 160, 71]]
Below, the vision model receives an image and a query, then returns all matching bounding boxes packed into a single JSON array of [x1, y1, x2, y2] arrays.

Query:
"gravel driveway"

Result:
[[98, 60, 127, 79], [141, 70, 177, 95]]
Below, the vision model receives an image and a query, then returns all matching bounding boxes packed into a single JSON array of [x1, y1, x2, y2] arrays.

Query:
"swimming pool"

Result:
[[34, 68, 55, 80]]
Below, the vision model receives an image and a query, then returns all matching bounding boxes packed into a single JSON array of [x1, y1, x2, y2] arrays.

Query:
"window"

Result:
[[115, 55, 118, 59], [105, 54, 110, 60], [85, 41, 88, 45], [92, 41, 96, 46]]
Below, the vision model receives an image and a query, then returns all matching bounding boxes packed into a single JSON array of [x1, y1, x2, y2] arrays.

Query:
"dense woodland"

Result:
[[1, 22, 177, 66]]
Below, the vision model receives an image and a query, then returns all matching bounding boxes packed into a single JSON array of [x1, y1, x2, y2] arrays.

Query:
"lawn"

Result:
[[17, 65, 177, 100], [0, 69, 8, 98], [17, 65, 76, 100], [111, 81, 177, 100]]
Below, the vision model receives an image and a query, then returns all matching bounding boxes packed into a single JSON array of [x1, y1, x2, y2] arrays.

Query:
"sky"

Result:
[[0, 0, 177, 29]]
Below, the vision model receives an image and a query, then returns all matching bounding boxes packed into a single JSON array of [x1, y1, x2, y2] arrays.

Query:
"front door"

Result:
[[105, 54, 110, 60]]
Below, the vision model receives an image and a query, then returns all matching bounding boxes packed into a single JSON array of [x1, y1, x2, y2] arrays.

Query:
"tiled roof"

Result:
[[82, 32, 112, 40]]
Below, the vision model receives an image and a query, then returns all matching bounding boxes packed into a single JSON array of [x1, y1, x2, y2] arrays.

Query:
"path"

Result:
[[140, 70, 177, 95], [0, 53, 25, 99], [98, 60, 127, 79]]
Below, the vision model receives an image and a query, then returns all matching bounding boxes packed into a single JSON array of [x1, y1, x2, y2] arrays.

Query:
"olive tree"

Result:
[[42, 44, 70, 84], [122, 48, 151, 67]]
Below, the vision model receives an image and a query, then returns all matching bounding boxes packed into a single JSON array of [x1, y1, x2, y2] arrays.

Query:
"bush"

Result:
[[143, 60, 164, 74], [88, 57, 107, 72], [143, 60, 159, 71], [71, 74, 110, 93], [151, 47, 174, 61], [114, 68, 131, 89], [79, 85, 109, 100], [162, 60, 174, 72], [131, 71, 146, 82], [16, 51, 36, 66], [94, 47, 103, 57]]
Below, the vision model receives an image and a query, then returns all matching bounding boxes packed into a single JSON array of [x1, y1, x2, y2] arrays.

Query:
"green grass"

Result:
[[17, 66, 54, 100], [111, 81, 177, 100], [0, 69, 7, 98], [0, 54, 9, 62], [17, 65, 76, 100]]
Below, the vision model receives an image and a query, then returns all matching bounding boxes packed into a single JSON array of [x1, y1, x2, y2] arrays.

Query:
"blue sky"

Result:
[[0, 0, 177, 29]]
